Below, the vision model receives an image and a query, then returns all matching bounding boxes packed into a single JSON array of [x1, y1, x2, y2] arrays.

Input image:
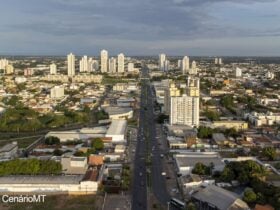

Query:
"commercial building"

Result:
[[105, 120, 127, 142], [191, 185, 249, 210], [211, 121, 248, 131], [104, 107, 133, 120], [117, 53, 125, 73], [174, 153, 225, 175], [100, 49, 108, 73], [50, 63, 57, 75], [67, 53, 75, 76], [46, 127, 107, 142]]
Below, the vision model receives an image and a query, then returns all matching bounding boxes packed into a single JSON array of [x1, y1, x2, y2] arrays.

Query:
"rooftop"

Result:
[[106, 120, 127, 136], [192, 185, 249, 210], [0, 142, 18, 153]]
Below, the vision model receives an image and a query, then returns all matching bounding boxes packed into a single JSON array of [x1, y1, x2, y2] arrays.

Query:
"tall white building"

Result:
[[170, 95, 199, 127], [215, 57, 223, 65], [117, 53, 125, 73], [127, 63, 134, 72], [50, 86, 64, 99], [50, 63, 57, 75], [181, 56, 190, 75], [189, 60, 198, 75], [235, 67, 242, 77], [0, 59, 9, 70], [177, 60, 182, 69], [79, 55, 88, 72], [100, 50, 108, 73], [109, 57, 117, 73], [67, 53, 75, 76], [159, 54, 166, 71], [88, 58, 99, 72], [164, 60, 170, 71]]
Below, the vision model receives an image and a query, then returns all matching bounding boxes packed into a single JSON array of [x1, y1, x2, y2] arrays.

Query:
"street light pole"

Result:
[[167, 202, 170, 210]]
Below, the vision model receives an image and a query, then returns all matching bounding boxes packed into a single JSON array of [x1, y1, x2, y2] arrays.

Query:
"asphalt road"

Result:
[[131, 69, 149, 210], [132, 67, 176, 210]]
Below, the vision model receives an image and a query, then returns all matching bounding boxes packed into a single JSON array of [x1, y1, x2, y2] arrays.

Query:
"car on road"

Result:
[[161, 172, 166, 176], [139, 172, 143, 176]]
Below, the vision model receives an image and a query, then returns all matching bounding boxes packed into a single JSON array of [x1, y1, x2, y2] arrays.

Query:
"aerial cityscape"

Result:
[[0, 1, 280, 210]]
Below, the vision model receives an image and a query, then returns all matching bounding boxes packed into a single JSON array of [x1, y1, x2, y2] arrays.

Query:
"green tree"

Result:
[[262, 147, 276, 161], [92, 138, 104, 151], [192, 162, 210, 175], [186, 202, 196, 210], [243, 188, 257, 204], [45, 136, 60, 145], [197, 126, 213, 138]]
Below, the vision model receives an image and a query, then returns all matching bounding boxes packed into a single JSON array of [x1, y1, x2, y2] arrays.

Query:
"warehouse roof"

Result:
[[106, 120, 127, 136], [192, 185, 249, 210]]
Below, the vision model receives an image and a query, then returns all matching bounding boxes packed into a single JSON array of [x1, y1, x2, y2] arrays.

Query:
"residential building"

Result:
[[159, 53, 166, 71], [109, 57, 117, 73], [100, 49, 108, 72], [50, 63, 57, 75], [79, 55, 88, 72], [170, 95, 199, 127], [186, 77, 200, 97], [181, 56, 190, 75], [5, 64, 14, 75], [127, 62, 134, 72], [117, 53, 125, 73], [67, 53, 75, 76], [236, 67, 242, 77], [50, 86, 64, 99]]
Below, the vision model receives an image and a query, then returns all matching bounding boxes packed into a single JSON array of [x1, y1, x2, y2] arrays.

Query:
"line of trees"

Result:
[[0, 159, 62, 175]]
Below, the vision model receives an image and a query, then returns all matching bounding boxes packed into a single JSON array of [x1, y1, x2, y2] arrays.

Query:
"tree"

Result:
[[53, 149, 63, 156], [45, 136, 60, 145], [186, 202, 197, 210], [220, 167, 235, 182], [197, 126, 213, 138], [262, 147, 276, 161], [243, 188, 257, 204], [92, 138, 104, 151], [192, 162, 210, 175]]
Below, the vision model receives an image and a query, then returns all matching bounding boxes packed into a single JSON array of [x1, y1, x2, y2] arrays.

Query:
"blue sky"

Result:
[[0, 0, 280, 56]]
